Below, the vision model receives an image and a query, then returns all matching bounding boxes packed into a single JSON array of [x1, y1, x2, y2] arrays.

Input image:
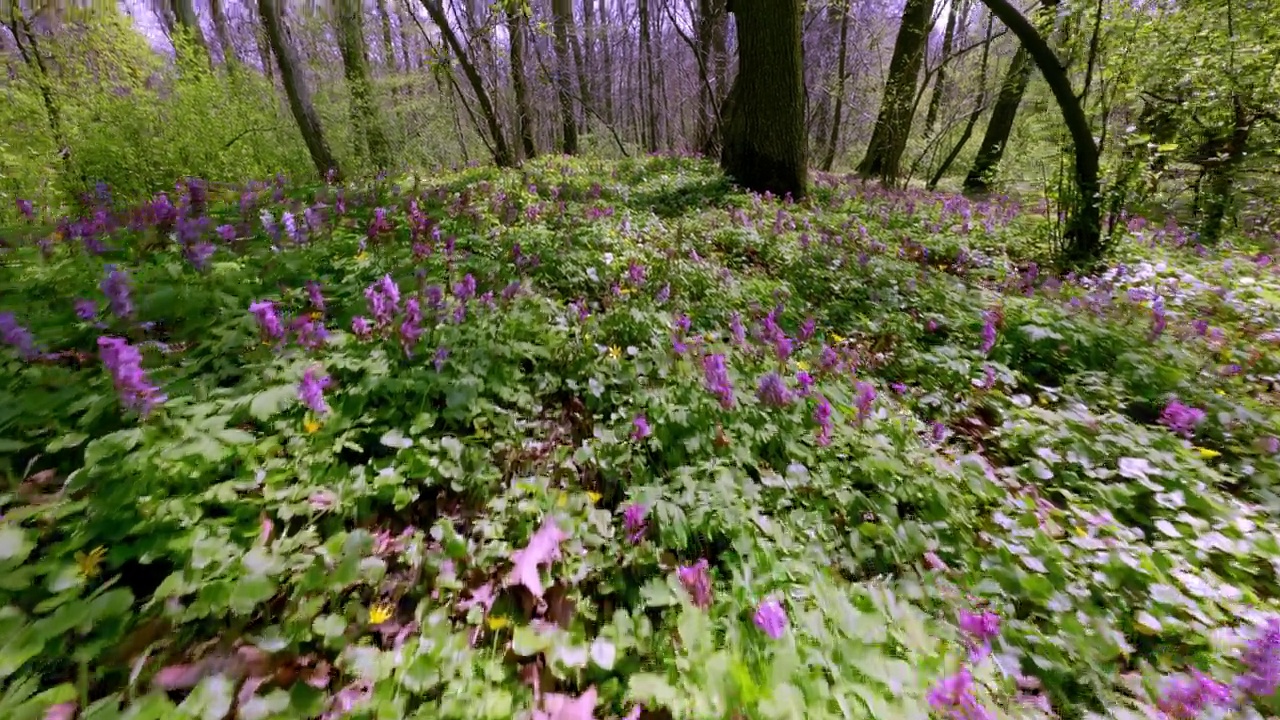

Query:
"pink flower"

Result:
[[507, 519, 567, 599]]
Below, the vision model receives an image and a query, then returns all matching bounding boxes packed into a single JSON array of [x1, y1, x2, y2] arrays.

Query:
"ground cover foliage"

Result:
[[1, 156, 1280, 720]]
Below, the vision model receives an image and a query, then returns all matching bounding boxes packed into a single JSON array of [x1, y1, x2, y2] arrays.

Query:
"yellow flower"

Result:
[[830, 333, 845, 344], [368, 602, 394, 625], [76, 546, 107, 579], [355, 252, 368, 262], [587, 491, 602, 505], [1196, 447, 1221, 459], [486, 615, 511, 631], [304, 419, 321, 434], [795, 361, 810, 372], [556, 493, 568, 508], [1074, 526, 1087, 537], [310, 311, 323, 321], [618, 287, 632, 296], [608, 346, 622, 360]]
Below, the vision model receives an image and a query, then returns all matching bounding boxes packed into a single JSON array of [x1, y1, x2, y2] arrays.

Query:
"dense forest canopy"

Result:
[[2, 0, 1280, 719]]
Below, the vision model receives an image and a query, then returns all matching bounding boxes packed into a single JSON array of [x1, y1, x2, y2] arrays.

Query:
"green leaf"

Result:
[[0, 527, 33, 564], [249, 385, 296, 420], [511, 625, 549, 656], [312, 614, 346, 639]]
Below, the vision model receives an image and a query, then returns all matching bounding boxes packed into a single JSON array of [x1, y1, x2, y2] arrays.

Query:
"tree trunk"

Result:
[[963, 43, 1031, 192], [600, 0, 615, 125], [720, 0, 807, 199], [638, 0, 659, 151], [258, 0, 341, 179], [375, 0, 397, 71], [857, 0, 935, 184], [1199, 97, 1251, 244], [170, 0, 210, 60], [583, 0, 598, 121], [337, 0, 393, 169], [923, 0, 963, 136], [568, 1, 592, 130], [506, 5, 538, 159], [551, 0, 580, 153], [978, 0, 1101, 262], [695, 0, 727, 155], [928, 15, 995, 190], [209, 0, 236, 67], [420, 0, 514, 167], [819, 0, 851, 171]]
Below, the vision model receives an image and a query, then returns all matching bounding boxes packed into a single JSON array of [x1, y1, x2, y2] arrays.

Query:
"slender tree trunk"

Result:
[[857, 0, 936, 184], [978, 0, 1101, 261], [583, 0, 598, 120], [254, 8, 275, 82], [170, 0, 210, 60], [258, 0, 340, 179], [420, 0, 513, 166], [820, 0, 851, 171], [209, 0, 236, 67], [551, 0, 580, 153], [600, 0, 615, 125], [638, 0, 658, 151], [375, 0, 397, 72], [923, 0, 963, 136], [963, 43, 1031, 192], [720, 0, 807, 199], [929, 15, 995, 190], [5, 9, 72, 178], [507, 5, 538, 159], [568, 2, 592, 130], [337, 0, 393, 169], [1199, 97, 1251, 244]]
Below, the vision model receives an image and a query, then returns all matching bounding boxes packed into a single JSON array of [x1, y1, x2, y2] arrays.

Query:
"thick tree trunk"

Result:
[[506, 6, 538, 160], [258, 0, 340, 179], [209, 0, 236, 66], [978, 0, 1102, 261], [857, 0, 935, 184], [819, 0, 851, 171], [552, 0, 580, 153], [963, 43, 1032, 192], [420, 0, 513, 167], [337, 0, 393, 169], [720, 0, 807, 199]]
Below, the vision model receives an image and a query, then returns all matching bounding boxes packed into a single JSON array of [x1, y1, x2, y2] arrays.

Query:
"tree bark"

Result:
[[337, 0, 393, 169], [1199, 97, 1252, 244], [923, 0, 964, 137], [169, 0, 210, 61], [583, 0, 598, 122], [209, 0, 236, 67], [420, 0, 513, 166], [375, 0, 397, 72], [963, 43, 1032, 192], [978, 0, 1102, 261], [819, 0, 851, 171], [720, 0, 807, 199], [857, 0, 935, 184], [551, 0, 580, 153], [258, 0, 341, 179], [506, 4, 538, 159], [599, 0, 615, 125], [568, 1, 592, 130], [638, 0, 659, 151], [928, 15, 995, 190]]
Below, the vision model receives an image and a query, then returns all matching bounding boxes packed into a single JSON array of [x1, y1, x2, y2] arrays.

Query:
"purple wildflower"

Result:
[[819, 345, 840, 373], [1237, 617, 1280, 698], [400, 297, 423, 355], [677, 559, 712, 609], [453, 274, 477, 302], [931, 421, 948, 444], [854, 381, 876, 424], [627, 261, 646, 286], [0, 313, 38, 360], [729, 313, 746, 346], [796, 370, 814, 396], [1158, 671, 1233, 719], [1160, 399, 1206, 438], [753, 597, 788, 639], [813, 395, 833, 446], [773, 335, 794, 362], [927, 669, 992, 720], [980, 310, 998, 355], [433, 346, 449, 371], [74, 299, 97, 321], [185, 241, 216, 271], [306, 281, 326, 313], [291, 316, 329, 351], [98, 336, 166, 415], [656, 283, 671, 303], [1150, 297, 1167, 340], [351, 316, 372, 339], [632, 415, 651, 441], [702, 354, 735, 409], [298, 366, 332, 415], [1257, 436, 1280, 455], [799, 317, 816, 342], [16, 198, 34, 219], [757, 372, 794, 408], [623, 503, 648, 543], [249, 300, 284, 341], [958, 609, 1001, 660], [100, 265, 134, 319]]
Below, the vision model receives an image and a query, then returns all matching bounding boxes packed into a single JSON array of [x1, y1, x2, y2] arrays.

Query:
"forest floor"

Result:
[[1, 155, 1280, 720]]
